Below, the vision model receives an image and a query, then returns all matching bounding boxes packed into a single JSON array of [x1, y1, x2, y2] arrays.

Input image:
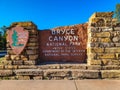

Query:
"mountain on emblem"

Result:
[[7, 26, 29, 55]]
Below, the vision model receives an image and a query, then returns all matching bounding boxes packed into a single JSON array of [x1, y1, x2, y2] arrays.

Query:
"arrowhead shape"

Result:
[[7, 26, 29, 55]]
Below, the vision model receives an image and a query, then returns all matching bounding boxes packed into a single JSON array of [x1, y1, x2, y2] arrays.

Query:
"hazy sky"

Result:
[[0, 0, 120, 30]]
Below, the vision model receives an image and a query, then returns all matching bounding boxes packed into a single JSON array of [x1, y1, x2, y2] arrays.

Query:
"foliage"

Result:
[[0, 57, 5, 61], [0, 57, 5, 65], [0, 26, 7, 50], [114, 4, 120, 22]]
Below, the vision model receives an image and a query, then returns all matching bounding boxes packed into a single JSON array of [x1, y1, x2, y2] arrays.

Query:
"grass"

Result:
[[0, 57, 5, 64], [0, 57, 5, 61]]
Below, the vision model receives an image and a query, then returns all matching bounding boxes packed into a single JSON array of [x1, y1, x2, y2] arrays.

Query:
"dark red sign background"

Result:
[[39, 24, 87, 63]]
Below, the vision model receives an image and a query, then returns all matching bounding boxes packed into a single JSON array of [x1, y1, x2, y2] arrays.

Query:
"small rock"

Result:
[[112, 36, 120, 42]]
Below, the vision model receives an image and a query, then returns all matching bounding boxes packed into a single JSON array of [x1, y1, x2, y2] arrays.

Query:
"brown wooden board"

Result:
[[39, 24, 87, 63]]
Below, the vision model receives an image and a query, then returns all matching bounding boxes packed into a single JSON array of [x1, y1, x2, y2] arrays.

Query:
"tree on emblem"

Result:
[[12, 30, 24, 46]]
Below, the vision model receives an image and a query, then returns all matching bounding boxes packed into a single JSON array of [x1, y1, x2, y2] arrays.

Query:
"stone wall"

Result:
[[87, 12, 120, 65], [4, 22, 39, 65], [0, 65, 100, 80], [0, 64, 120, 80]]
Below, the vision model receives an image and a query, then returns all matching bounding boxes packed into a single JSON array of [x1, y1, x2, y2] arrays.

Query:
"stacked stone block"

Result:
[[4, 22, 39, 65], [87, 12, 120, 65]]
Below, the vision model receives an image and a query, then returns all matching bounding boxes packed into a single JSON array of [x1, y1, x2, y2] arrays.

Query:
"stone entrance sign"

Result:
[[6, 22, 87, 64], [2, 12, 120, 80], [39, 24, 87, 63], [7, 26, 29, 55]]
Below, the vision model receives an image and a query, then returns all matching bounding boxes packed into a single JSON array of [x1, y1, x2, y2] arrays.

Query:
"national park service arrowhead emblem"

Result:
[[7, 26, 29, 55]]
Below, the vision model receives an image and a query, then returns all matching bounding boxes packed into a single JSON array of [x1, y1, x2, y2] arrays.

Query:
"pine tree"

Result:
[[0, 33, 2, 50], [12, 30, 23, 47], [12, 30, 18, 46], [0, 26, 7, 50], [2, 32, 6, 50]]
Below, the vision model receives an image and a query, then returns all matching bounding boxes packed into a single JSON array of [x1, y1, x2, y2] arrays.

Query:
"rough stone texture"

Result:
[[114, 27, 120, 31], [0, 64, 120, 79], [29, 38, 38, 42], [102, 60, 120, 65], [27, 46, 39, 49], [4, 65, 18, 69], [17, 76, 30, 80], [87, 12, 120, 65], [102, 65, 120, 70], [11, 55, 21, 60], [1, 60, 12, 65], [24, 61, 37, 65], [5, 55, 11, 60], [101, 70, 120, 79], [90, 48, 104, 53], [98, 54, 115, 59], [38, 64, 60, 69], [0, 70, 13, 76], [27, 43, 38, 47], [14, 69, 43, 75], [44, 69, 71, 80], [92, 32, 111, 38], [88, 60, 102, 65], [87, 65, 101, 70], [60, 64, 87, 69], [13, 60, 23, 65], [105, 48, 120, 53], [18, 65, 37, 69], [26, 50, 37, 55], [0, 65, 5, 70], [29, 55, 38, 60], [21, 55, 28, 61], [33, 76, 43, 80], [72, 70, 100, 79], [115, 43, 120, 47]]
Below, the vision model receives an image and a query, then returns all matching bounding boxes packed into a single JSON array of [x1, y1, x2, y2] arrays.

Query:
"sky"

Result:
[[0, 0, 120, 30]]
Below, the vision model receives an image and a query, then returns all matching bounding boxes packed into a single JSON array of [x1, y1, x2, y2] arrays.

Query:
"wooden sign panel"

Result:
[[7, 26, 29, 55], [39, 24, 87, 63]]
